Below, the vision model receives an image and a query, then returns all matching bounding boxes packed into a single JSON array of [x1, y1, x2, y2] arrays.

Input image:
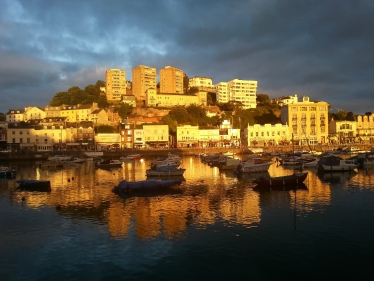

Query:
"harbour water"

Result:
[[1, 155, 374, 281]]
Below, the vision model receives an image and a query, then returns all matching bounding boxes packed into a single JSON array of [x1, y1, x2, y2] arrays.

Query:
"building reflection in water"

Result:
[[3, 156, 374, 240]]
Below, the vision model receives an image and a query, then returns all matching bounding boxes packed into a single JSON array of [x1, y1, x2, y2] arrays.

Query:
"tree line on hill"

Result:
[[0, 81, 361, 128]]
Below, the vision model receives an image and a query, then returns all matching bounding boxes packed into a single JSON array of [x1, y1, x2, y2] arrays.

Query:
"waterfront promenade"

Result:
[[0, 143, 373, 161]]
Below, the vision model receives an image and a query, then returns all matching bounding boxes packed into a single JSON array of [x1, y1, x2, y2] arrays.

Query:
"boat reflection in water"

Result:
[[2, 155, 374, 280], [317, 170, 358, 183]]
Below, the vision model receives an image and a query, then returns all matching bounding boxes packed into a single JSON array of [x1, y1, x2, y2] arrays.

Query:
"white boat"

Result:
[[95, 159, 123, 169], [317, 155, 358, 172], [47, 154, 71, 162], [65, 156, 87, 163], [151, 161, 180, 172], [239, 158, 271, 173], [219, 157, 241, 170]]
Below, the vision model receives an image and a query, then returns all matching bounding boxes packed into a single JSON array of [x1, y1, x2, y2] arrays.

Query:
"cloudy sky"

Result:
[[1, 0, 373, 115]]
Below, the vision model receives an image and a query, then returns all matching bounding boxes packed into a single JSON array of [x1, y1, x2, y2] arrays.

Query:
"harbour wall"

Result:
[[0, 144, 373, 161]]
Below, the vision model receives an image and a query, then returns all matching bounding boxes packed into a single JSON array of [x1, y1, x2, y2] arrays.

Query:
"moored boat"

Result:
[[0, 166, 16, 178], [40, 161, 64, 168], [238, 158, 271, 173], [95, 159, 123, 169], [112, 179, 183, 194], [253, 172, 308, 187], [146, 168, 186, 177], [16, 180, 51, 192], [317, 155, 358, 172], [47, 154, 71, 162]]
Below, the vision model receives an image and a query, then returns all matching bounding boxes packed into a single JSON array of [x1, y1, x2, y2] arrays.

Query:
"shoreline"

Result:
[[0, 143, 373, 161]]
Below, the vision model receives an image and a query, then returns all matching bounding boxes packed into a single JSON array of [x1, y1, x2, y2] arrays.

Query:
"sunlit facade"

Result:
[[281, 96, 329, 145], [132, 65, 156, 101], [244, 124, 290, 146], [160, 66, 184, 94], [143, 124, 169, 148], [176, 125, 199, 148], [189, 76, 214, 90], [145, 89, 207, 107], [356, 113, 374, 143], [328, 119, 357, 144], [215, 82, 229, 104], [105, 69, 127, 101]]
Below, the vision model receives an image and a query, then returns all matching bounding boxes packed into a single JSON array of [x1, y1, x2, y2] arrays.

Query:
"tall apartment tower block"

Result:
[[105, 69, 127, 101], [132, 65, 157, 100], [160, 66, 184, 94], [215, 79, 257, 109]]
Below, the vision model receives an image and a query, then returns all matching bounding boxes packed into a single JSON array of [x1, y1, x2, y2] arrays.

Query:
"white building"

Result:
[[215, 82, 229, 104], [244, 124, 290, 146], [215, 79, 257, 109], [189, 76, 214, 89]]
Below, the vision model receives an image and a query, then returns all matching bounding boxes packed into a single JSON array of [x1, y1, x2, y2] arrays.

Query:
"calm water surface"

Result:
[[1, 155, 374, 281]]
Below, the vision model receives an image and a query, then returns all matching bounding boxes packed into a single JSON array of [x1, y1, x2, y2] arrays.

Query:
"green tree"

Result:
[[0, 113, 5, 121], [160, 115, 177, 134], [346, 112, 356, 121], [168, 106, 189, 124], [256, 94, 270, 104], [116, 103, 133, 120]]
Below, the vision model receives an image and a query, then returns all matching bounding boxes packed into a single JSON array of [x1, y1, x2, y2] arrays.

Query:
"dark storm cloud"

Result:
[[0, 0, 373, 114]]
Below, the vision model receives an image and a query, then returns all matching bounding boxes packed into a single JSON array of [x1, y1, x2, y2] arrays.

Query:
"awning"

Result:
[[20, 143, 35, 147], [66, 143, 80, 146]]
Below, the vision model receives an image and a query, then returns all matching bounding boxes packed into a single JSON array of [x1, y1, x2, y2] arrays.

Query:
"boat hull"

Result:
[[253, 172, 308, 187], [113, 179, 182, 194], [16, 180, 51, 192], [0, 170, 16, 178], [146, 168, 186, 177]]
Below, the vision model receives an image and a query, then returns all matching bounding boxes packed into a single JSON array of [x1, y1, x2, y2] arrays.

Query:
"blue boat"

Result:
[[112, 179, 182, 194], [16, 180, 51, 192]]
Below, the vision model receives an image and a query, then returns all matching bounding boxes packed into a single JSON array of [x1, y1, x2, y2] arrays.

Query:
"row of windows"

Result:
[[250, 131, 286, 137]]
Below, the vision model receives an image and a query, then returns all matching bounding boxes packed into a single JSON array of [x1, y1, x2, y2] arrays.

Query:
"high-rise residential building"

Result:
[[160, 66, 184, 94], [215, 79, 257, 108], [105, 69, 127, 101], [189, 76, 214, 89], [132, 65, 156, 101], [215, 82, 229, 104], [281, 96, 329, 145], [227, 79, 257, 109]]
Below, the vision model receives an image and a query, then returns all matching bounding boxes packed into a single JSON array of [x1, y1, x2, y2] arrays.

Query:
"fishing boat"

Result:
[[40, 161, 64, 168], [16, 180, 51, 192], [0, 166, 16, 178], [317, 155, 358, 172], [127, 154, 142, 159], [65, 156, 87, 163], [236, 158, 271, 173], [151, 161, 180, 171], [95, 159, 123, 169], [219, 157, 241, 170], [253, 172, 308, 187], [253, 133, 308, 187], [146, 168, 186, 177], [47, 154, 71, 162], [112, 179, 183, 194]]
